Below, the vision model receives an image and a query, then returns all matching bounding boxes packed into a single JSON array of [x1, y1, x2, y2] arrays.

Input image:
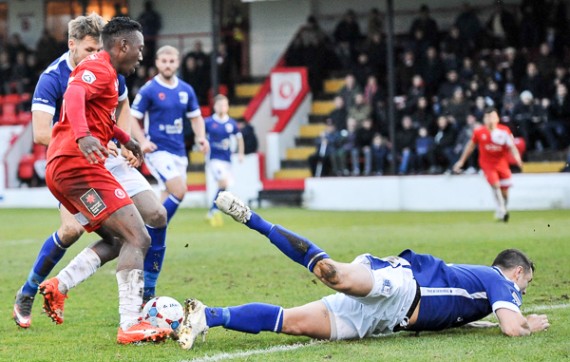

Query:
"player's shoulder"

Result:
[[497, 124, 512, 134]]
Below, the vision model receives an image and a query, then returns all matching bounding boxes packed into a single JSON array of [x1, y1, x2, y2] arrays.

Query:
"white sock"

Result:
[[493, 188, 507, 216], [116, 269, 144, 331], [57, 248, 101, 294]]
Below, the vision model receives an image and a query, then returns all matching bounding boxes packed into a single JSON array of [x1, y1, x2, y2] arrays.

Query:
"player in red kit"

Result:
[[453, 107, 523, 222], [43, 17, 171, 344]]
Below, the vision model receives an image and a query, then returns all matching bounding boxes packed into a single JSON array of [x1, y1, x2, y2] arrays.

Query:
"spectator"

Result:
[[366, 8, 383, 38], [308, 121, 342, 177], [351, 53, 373, 88], [363, 32, 386, 79], [512, 90, 553, 151], [395, 115, 417, 175], [353, 118, 375, 176], [431, 115, 458, 173], [415, 126, 435, 174], [8, 50, 30, 94], [500, 47, 527, 90], [237, 119, 258, 155], [442, 25, 466, 60], [328, 95, 348, 131], [485, 2, 518, 48], [437, 69, 461, 102], [445, 87, 470, 129], [396, 50, 418, 94], [545, 25, 566, 61], [473, 96, 488, 122], [459, 57, 475, 83], [338, 74, 361, 111], [184, 40, 209, 72], [519, 3, 541, 49], [519, 62, 546, 100], [482, 79, 502, 110], [371, 133, 389, 175], [333, 9, 362, 60], [546, 83, 570, 149], [137, 1, 162, 67], [364, 75, 383, 108], [348, 93, 371, 127], [534, 43, 557, 82], [337, 117, 359, 176], [181, 55, 209, 106], [454, 3, 482, 50], [35, 29, 59, 69], [412, 96, 435, 132], [420, 47, 445, 99], [6, 33, 29, 63], [409, 4, 439, 48], [0, 51, 11, 94], [406, 74, 425, 113], [113, 2, 129, 17]]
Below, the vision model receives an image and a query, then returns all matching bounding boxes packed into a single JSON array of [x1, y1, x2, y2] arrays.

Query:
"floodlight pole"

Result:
[[386, 0, 396, 175], [210, 0, 222, 96]]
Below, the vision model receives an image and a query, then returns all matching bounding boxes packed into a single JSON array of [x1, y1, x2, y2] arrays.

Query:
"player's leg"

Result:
[[207, 160, 231, 226], [100, 204, 171, 343], [131, 190, 168, 301], [178, 299, 331, 349], [216, 191, 330, 272], [13, 205, 84, 328], [145, 151, 187, 222], [498, 166, 512, 222], [483, 167, 506, 220]]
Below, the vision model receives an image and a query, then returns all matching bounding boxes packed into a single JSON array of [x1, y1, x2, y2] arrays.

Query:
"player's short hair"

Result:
[[101, 17, 142, 50], [214, 94, 228, 104], [492, 249, 535, 273], [484, 106, 498, 114], [68, 12, 105, 41], [156, 45, 179, 58]]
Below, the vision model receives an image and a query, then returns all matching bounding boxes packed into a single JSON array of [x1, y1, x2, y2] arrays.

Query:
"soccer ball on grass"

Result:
[[142, 296, 184, 331]]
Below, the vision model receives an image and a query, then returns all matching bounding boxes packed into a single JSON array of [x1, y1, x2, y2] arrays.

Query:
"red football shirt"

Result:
[[471, 124, 513, 167], [47, 51, 119, 162]]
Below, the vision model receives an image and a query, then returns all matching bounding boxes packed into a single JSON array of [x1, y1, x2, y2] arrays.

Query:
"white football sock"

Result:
[[57, 247, 101, 294], [492, 188, 507, 216], [117, 269, 144, 331]]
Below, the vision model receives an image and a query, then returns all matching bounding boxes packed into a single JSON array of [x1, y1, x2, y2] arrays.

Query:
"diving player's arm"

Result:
[[190, 115, 209, 154], [452, 140, 476, 173], [495, 308, 549, 336], [32, 110, 54, 146]]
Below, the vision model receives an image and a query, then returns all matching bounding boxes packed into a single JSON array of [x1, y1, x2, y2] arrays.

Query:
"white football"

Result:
[[142, 296, 184, 331]]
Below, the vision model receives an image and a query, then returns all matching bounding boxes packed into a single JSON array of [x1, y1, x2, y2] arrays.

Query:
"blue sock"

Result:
[[210, 188, 225, 213], [246, 211, 329, 272], [206, 303, 284, 334], [163, 194, 182, 222], [143, 224, 167, 299], [21, 232, 67, 296]]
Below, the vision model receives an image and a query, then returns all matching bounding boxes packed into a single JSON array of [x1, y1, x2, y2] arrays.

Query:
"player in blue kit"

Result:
[[131, 45, 208, 225], [204, 94, 244, 226], [13, 14, 168, 328], [177, 191, 550, 350]]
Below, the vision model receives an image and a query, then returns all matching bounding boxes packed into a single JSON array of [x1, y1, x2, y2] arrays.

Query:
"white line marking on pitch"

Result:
[[181, 340, 326, 362], [180, 303, 570, 362]]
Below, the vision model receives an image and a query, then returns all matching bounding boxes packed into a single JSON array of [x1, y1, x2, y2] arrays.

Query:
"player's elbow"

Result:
[[33, 130, 50, 146]]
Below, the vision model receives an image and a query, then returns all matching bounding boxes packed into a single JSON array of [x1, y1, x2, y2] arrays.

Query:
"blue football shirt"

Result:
[[31, 51, 127, 125], [131, 76, 200, 157], [205, 114, 241, 162], [399, 249, 524, 331]]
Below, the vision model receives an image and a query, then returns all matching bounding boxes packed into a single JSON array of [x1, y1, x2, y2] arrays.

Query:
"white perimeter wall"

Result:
[[305, 173, 570, 211]]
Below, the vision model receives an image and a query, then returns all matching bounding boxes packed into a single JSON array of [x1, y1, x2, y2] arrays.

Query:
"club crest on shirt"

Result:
[[81, 70, 96, 84], [225, 123, 234, 133], [179, 92, 188, 104], [80, 188, 107, 216], [158, 92, 166, 100]]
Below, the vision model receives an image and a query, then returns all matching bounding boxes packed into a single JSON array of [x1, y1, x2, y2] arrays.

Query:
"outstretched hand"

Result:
[[527, 314, 550, 333], [78, 136, 109, 164]]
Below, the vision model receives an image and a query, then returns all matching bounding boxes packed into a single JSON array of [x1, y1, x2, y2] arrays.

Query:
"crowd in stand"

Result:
[[296, 2, 570, 177]]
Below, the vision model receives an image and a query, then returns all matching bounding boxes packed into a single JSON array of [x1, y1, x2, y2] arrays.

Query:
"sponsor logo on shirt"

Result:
[[81, 70, 96, 84], [511, 291, 522, 306], [80, 188, 107, 216], [33, 97, 49, 104]]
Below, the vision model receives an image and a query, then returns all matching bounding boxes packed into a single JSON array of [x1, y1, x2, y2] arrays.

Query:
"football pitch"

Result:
[[1, 207, 569, 361]]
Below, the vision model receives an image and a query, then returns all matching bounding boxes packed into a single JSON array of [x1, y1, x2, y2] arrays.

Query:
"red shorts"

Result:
[[480, 162, 512, 188], [46, 156, 132, 232]]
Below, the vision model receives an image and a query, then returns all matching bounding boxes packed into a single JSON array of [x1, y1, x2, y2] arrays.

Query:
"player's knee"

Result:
[[58, 223, 85, 246], [314, 260, 349, 291], [143, 205, 167, 228]]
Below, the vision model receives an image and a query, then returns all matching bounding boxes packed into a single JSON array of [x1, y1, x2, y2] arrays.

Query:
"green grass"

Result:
[[1, 208, 569, 361]]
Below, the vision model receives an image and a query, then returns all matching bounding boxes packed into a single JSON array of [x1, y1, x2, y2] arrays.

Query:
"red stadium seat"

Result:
[[18, 154, 35, 185]]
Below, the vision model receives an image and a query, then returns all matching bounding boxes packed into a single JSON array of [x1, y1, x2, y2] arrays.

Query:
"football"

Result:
[[142, 296, 184, 330]]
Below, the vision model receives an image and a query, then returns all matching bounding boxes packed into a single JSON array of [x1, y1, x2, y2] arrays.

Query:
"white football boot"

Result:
[[215, 191, 251, 223], [178, 299, 209, 350]]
